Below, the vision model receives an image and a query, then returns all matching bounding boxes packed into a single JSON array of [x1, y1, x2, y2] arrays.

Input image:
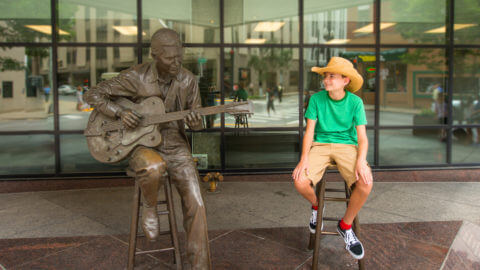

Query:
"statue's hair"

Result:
[[150, 28, 181, 50]]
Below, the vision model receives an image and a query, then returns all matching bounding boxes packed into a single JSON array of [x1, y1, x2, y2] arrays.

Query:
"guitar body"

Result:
[[85, 97, 164, 164]]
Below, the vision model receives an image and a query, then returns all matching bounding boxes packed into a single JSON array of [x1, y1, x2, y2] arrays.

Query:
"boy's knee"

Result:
[[355, 181, 372, 196], [294, 177, 313, 193]]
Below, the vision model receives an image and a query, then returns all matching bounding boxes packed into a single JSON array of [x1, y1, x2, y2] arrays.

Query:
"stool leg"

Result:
[[164, 177, 182, 270], [128, 182, 141, 270], [311, 178, 326, 270], [346, 183, 365, 270]]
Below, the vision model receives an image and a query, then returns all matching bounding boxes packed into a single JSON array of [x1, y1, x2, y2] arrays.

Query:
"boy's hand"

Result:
[[355, 160, 373, 185], [292, 159, 309, 182]]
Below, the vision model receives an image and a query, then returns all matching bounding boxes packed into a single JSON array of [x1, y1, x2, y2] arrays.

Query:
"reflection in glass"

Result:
[[0, 135, 55, 175], [453, 132, 480, 163], [60, 135, 126, 172], [454, 1, 480, 45], [452, 49, 480, 126], [224, 48, 299, 128], [304, 48, 375, 125], [305, 0, 375, 44], [58, 47, 137, 130], [0, 0, 51, 42], [143, 47, 221, 128], [379, 48, 448, 126], [224, 0, 298, 44], [189, 132, 221, 170], [367, 130, 374, 164], [381, 0, 447, 44], [0, 47, 53, 131], [58, 0, 137, 43], [225, 131, 299, 169], [379, 129, 445, 165], [143, 0, 220, 43]]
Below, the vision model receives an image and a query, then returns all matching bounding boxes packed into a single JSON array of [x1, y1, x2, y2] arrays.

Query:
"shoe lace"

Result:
[[345, 229, 359, 249]]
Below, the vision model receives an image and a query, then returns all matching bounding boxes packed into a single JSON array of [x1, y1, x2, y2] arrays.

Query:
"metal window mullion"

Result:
[[298, 0, 304, 161], [374, 0, 381, 167], [220, 0, 226, 171], [51, 0, 60, 175], [137, 0, 142, 64], [446, 0, 454, 164]]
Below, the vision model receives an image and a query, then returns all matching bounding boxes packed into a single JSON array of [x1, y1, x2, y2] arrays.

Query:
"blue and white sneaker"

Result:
[[336, 221, 365, 259]]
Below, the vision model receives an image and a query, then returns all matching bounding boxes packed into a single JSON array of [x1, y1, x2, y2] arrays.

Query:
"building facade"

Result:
[[1, 0, 480, 178]]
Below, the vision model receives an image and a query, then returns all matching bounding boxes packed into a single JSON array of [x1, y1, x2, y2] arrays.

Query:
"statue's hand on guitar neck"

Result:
[[184, 111, 203, 131], [118, 109, 143, 129]]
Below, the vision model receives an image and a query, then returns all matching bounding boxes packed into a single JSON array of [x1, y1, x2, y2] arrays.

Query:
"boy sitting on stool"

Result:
[[292, 57, 373, 260]]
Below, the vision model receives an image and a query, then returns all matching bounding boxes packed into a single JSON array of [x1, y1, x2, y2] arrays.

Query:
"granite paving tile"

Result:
[[0, 236, 91, 269], [210, 230, 310, 269], [442, 221, 480, 270], [13, 236, 162, 270]]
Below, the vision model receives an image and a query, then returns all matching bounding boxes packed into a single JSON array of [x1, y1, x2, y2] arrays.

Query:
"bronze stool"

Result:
[[127, 170, 182, 270], [308, 164, 365, 270]]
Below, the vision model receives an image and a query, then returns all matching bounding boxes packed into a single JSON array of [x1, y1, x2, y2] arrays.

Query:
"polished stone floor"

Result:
[[0, 179, 480, 269]]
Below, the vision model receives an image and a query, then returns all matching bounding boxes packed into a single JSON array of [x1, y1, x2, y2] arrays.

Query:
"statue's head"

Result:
[[150, 28, 183, 78]]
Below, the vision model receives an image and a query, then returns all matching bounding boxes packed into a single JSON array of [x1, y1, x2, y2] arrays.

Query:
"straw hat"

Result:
[[311, 57, 363, 92]]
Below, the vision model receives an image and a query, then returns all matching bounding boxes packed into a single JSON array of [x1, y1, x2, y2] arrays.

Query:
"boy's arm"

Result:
[[355, 125, 373, 185], [292, 118, 316, 181]]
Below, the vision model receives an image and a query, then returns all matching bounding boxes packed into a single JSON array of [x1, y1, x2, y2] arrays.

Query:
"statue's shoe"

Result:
[[141, 205, 159, 241]]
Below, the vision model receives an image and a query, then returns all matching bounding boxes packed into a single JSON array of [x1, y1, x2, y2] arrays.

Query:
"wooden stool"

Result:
[[127, 171, 182, 270], [308, 164, 365, 270]]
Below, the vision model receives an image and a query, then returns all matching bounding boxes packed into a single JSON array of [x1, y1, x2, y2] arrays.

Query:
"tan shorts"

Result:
[[303, 143, 366, 188]]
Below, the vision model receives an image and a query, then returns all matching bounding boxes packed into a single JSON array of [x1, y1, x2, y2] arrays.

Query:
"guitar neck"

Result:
[[103, 102, 248, 131], [145, 103, 244, 125]]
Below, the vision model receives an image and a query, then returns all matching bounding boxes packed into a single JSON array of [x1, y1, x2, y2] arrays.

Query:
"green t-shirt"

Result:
[[305, 90, 367, 145]]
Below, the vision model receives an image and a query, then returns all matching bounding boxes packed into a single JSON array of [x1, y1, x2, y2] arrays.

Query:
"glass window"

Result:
[[58, 47, 137, 130], [0, 46, 53, 131], [58, 0, 137, 43], [367, 129, 374, 165], [225, 131, 299, 169], [143, 0, 220, 44], [225, 48, 299, 128], [60, 134, 126, 173], [0, 135, 55, 175], [304, 48, 375, 126], [381, 0, 447, 44], [452, 49, 480, 126], [224, 0, 298, 44], [452, 129, 480, 163], [379, 129, 446, 165], [305, 0, 375, 45], [0, 0, 51, 42], [454, 1, 480, 45], [379, 48, 448, 126], [189, 132, 221, 170]]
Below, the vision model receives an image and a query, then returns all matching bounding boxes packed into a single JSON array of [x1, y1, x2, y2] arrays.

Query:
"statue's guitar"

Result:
[[84, 96, 253, 163]]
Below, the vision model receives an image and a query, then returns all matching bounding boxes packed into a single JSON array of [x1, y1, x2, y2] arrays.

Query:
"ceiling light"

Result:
[[353, 23, 396, 33], [425, 24, 476, 33], [24, 25, 70, 35], [325, 39, 350, 44], [113, 26, 146, 36], [254, 22, 285, 32], [245, 38, 266, 44]]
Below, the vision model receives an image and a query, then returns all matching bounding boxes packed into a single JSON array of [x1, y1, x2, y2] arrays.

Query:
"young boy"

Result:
[[292, 57, 373, 260]]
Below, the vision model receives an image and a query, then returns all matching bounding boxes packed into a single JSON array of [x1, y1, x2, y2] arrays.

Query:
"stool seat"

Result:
[[308, 165, 365, 270], [127, 170, 182, 270]]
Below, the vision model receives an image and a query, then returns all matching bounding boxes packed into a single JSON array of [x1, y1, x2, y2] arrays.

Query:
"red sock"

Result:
[[339, 219, 352, 230], [312, 205, 318, 210]]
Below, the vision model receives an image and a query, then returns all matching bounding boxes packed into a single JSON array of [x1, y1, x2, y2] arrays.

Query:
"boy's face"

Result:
[[322, 72, 350, 91]]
